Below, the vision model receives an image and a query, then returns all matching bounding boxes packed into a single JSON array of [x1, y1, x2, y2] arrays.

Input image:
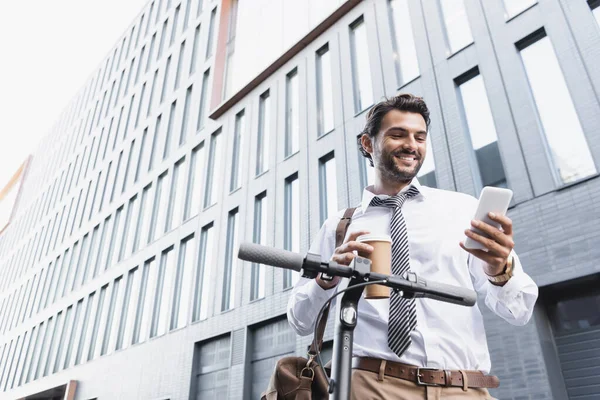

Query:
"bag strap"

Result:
[[309, 207, 357, 355]]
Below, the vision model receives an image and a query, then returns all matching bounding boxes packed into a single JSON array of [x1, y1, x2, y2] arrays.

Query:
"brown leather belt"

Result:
[[352, 357, 499, 389]]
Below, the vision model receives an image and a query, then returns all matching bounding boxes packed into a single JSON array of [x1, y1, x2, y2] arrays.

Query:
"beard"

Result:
[[377, 149, 424, 183]]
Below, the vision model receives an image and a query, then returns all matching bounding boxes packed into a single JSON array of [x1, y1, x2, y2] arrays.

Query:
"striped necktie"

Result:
[[369, 185, 419, 357]]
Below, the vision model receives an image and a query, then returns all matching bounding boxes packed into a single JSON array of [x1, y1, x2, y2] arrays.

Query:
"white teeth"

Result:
[[399, 156, 415, 161]]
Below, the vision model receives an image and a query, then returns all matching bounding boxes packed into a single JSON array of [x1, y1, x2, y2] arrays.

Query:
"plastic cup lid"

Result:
[[356, 234, 392, 243]]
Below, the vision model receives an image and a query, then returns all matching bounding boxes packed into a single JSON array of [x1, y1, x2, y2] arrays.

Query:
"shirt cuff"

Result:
[[486, 272, 527, 304], [306, 279, 336, 307]]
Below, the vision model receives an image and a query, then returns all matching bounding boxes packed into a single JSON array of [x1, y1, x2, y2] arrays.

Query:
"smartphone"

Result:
[[463, 186, 513, 251]]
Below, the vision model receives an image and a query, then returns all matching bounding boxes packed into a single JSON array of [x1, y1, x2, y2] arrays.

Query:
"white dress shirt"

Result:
[[287, 179, 538, 373]]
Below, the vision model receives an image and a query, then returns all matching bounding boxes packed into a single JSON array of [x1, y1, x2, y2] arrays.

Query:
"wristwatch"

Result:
[[486, 256, 514, 285]]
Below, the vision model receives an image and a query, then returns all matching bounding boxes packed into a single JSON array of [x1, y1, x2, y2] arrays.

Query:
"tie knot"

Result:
[[369, 186, 419, 209]]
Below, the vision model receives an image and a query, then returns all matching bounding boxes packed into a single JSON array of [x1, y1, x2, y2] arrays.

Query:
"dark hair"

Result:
[[358, 94, 431, 167]]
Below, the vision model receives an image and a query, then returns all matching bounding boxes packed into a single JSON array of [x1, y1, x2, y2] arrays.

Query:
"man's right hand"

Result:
[[316, 230, 374, 290]]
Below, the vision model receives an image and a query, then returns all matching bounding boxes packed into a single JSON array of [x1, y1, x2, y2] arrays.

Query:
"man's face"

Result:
[[364, 110, 428, 183]]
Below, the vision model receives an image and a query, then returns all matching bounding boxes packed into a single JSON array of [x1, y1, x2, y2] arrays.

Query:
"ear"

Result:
[[361, 134, 373, 155]]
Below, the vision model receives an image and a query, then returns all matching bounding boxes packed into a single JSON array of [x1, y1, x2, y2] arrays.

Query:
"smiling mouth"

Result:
[[395, 154, 419, 163]]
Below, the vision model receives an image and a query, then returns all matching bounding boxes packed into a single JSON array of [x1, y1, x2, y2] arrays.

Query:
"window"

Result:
[[190, 24, 201, 75], [251, 192, 267, 301], [193, 223, 214, 321], [439, 0, 473, 54], [350, 17, 373, 113], [316, 44, 334, 136], [221, 209, 239, 311], [206, 8, 217, 59], [149, 115, 163, 172], [93, 217, 111, 278], [503, 0, 536, 18], [119, 195, 139, 261], [186, 143, 205, 219], [133, 258, 157, 344], [158, 19, 168, 59], [161, 57, 172, 104], [147, 70, 159, 117], [319, 153, 338, 224], [195, 336, 230, 399], [519, 31, 596, 185], [457, 70, 507, 189], [284, 69, 300, 157], [109, 151, 124, 204], [256, 91, 271, 175], [87, 285, 107, 361], [183, 0, 192, 30], [204, 130, 222, 208], [197, 69, 211, 131], [151, 248, 175, 338], [100, 277, 121, 356], [106, 206, 124, 270], [166, 158, 187, 231], [62, 300, 83, 370], [230, 110, 245, 192], [135, 184, 154, 251], [115, 267, 139, 351], [135, 129, 147, 183], [174, 40, 186, 91], [283, 173, 300, 288], [163, 100, 177, 160], [179, 85, 193, 146], [151, 171, 170, 241], [146, 33, 157, 73], [136, 48, 145, 85], [171, 235, 196, 330], [121, 139, 136, 193], [388, 0, 420, 85], [170, 5, 181, 46], [593, 0, 600, 26]]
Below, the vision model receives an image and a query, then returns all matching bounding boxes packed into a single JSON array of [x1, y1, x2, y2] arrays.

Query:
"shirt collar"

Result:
[[361, 178, 426, 213]]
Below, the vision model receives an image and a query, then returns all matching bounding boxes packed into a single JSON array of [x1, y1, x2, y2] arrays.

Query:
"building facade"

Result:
[[1, 0, 600, 399]]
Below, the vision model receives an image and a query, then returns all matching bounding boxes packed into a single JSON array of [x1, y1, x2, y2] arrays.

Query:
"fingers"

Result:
[[332, 230, 372, 266], [345, 230, 371, 243], [463, 229, 511, 259], [488, 212, 513, 236], [469, 220, 514, 249], [459, 242, 506, 267]]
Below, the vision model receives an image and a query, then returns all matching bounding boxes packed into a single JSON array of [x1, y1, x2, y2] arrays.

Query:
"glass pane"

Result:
[[350, 18, 373, 112], [459, 74, 507, 188], [285, 70, 300, 156], [284, 176, 300, 288], [317, 46, 334, 135], [256, 92, 271, 175], [204, 131, 222, 207], [137, 184, 154, 249], [230, 111, 245, 191], [439, 0, 473, 53], [171, 236, 196, 330], [520, 36, 596, 184], [320, 155, 338, 224], [251, 195, 267, 300], [194, 225, 214, 321], [222, 211, 239, 311], [388, 0, 420, 84], [152, 250, 175, 337], [503, 0, 536, 18], [187, 144, 205, 218]]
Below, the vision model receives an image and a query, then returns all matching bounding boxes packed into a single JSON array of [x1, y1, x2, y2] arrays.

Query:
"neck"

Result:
[[372, 175, 412, 196]]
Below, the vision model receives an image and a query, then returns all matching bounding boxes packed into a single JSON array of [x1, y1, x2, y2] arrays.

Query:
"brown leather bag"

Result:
[[261, 207, 356, 400]]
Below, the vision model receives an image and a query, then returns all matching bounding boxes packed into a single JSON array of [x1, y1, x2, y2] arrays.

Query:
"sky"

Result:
[[0, 0, 149, 189]]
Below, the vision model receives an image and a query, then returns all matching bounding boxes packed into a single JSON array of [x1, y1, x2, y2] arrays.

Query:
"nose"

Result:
[[402, 135, 418, 153]]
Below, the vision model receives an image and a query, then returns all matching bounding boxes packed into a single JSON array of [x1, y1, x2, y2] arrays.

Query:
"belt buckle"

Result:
[[416, 367, 441, 387]]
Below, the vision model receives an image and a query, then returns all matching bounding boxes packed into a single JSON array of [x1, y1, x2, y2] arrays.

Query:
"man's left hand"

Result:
[[460, 212, 514, 276]]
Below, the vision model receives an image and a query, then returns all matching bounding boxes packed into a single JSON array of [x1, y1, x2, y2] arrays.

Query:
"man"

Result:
[[287, 94, 538, 399]]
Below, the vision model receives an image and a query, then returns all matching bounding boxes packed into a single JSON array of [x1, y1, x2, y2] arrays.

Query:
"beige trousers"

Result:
[[350, 369, 497, 400]]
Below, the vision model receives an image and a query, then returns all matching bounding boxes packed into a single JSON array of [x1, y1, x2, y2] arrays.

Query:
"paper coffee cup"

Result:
[[357, 234, 392, 299]]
